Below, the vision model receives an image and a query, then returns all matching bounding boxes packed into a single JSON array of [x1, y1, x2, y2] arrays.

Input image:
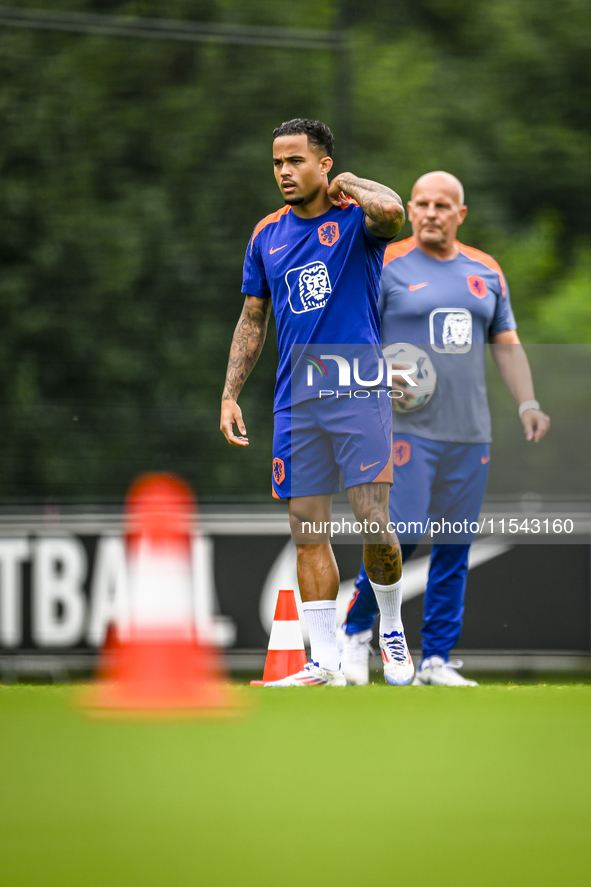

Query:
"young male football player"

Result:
[[341, 171, 550, 686], [220, 118, 413, 686]]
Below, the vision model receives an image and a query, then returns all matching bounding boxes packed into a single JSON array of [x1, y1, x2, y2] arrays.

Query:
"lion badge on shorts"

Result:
[[318, 221, 340, 246], [393, 440, 411, 467], [273, 457, 285, 485]]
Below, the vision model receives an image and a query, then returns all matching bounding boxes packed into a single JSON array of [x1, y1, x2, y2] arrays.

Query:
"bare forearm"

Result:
[[490, 343, 536, 405], [332, 173, 404, 239], [490, 331, 550, 443], [222, 298, 269, 402]]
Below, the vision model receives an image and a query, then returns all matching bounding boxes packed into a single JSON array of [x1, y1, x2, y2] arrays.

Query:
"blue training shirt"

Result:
[[242, 203, 387, 412], [380, 237, 517, 443]]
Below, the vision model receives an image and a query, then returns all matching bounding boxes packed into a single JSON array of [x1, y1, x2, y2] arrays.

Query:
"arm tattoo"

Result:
[[222, 298, 270, 402], [337, 173, 404, 240]]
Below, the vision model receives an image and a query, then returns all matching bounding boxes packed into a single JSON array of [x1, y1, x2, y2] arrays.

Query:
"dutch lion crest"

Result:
[[443, 312, 472, 346], [286, 261, 332, 314], [429, 308, 473, 353]]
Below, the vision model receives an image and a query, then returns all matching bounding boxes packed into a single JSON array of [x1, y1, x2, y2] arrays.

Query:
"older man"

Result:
[[341, 171, 550, 686]]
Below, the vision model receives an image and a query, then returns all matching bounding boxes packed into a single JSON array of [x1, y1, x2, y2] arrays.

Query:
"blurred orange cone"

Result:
[[250, 589, 306, 686], [88, 474, 232, 713]]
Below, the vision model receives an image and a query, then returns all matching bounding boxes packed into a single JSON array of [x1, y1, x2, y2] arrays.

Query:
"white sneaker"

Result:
[[379, 631, 414, 686], [341, 629, 373, 685], [264, 660, 347, 687], [413, 656, 478, 686]]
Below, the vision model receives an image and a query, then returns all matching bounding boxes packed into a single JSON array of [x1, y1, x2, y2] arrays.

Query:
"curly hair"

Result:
[[272, 118, 334, 157]]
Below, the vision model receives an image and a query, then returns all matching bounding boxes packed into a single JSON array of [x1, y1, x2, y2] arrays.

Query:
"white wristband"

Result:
[[518, 400, 540, 418]]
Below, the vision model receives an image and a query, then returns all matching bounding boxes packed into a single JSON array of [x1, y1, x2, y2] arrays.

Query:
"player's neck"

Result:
[[415, 238, 460, 261], [289, 190, 333, 219]]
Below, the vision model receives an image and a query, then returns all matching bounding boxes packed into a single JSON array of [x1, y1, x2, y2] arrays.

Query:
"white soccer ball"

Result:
[[383, 343, 437, 413]]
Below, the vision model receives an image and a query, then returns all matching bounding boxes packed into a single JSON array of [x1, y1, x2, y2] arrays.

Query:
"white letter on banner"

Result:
[[87, 536, 130, 646], [33, 538, 87, 646], [320, 355, 350, 385], [192, 536, 236, 647], [0, 539, 30, 646]]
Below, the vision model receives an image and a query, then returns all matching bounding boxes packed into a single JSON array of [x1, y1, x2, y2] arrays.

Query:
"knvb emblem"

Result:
[[467, 275, 487, 299], [273, 457, 285, 485], [318, 221, 340, 247], [393, 440, 411, 467]]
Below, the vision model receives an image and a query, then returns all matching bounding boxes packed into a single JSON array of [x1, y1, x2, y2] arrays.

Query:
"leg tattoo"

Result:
[[348, 482, 402, 585]]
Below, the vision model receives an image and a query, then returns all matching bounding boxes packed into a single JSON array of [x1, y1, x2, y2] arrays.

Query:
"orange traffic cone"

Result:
[[87, 474, 233, 714], [250, 589, 307, 686]]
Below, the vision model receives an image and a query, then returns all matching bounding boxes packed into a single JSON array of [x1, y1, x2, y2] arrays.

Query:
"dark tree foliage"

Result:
[[351, 0, 591, 236], [0, 0, 589, 501]]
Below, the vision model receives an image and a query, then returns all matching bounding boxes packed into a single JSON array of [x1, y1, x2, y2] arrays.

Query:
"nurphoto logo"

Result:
[[304, 351, 418, 398]]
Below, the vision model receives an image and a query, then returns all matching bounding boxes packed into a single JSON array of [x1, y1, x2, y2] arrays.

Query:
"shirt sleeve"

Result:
[[489, 271, 517, 335], [361, 210, 390, 255], [241, 231, 271, 300], [378, 267, 388, 317]]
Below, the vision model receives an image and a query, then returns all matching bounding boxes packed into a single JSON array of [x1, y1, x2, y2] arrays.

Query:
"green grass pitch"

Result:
[[1, 681, 590, 887]]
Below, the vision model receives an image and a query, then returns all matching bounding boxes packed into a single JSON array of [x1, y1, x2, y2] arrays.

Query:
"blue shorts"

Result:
[[272, 392, 393, 499]]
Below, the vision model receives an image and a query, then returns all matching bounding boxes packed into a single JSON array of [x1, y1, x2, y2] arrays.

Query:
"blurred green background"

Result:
[[1, 0, 590, 501], [1, 683, 590, 887]]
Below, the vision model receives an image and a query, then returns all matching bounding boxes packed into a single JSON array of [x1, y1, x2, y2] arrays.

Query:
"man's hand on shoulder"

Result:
[[328, 173, 404, 241], [327, 176, 355, 208], [220, 398, 249, 447]]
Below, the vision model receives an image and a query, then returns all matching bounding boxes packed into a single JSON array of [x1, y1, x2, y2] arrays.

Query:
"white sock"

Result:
[[370, 577, 404, 636], [301, 601, 340, 672]]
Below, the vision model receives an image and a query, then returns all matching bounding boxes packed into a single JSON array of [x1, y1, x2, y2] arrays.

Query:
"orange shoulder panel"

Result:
[[456, 241, 506, 296], [250, 205, 291, 254], [383, 237, 416, 268]]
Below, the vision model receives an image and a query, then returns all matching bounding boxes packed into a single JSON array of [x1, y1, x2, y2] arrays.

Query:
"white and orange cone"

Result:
[[87, 473, 233, 713], [251, 589, 307, 686]]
